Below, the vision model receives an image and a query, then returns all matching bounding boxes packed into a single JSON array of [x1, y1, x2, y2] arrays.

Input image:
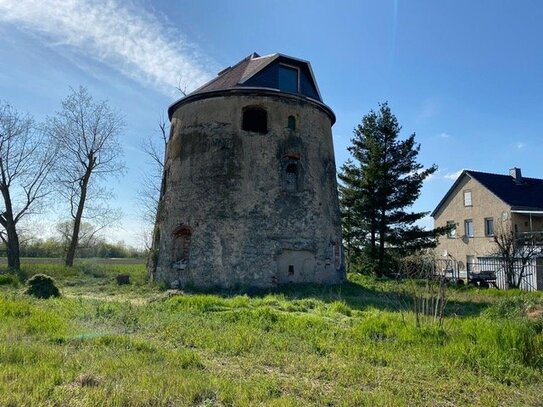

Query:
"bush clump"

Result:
[[25, 274, 61, 299], [0, 274, 19, 287]]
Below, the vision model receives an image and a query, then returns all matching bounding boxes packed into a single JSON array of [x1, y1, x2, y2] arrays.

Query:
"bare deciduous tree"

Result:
[[0, 101, 56, 269], [493, 220, 541, 289], [176, 75, 188, 97], [138, 118, 167, 227], [56, 220, 104, 254], [47, 86, 125, 267], [136, 117, 168, 252]]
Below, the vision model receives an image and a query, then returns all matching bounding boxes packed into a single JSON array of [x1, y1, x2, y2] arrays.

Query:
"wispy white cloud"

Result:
[[437, 132, 450, 138], [516, 142, 526, 149], [416, 98, 439, 123], [0, 0, 214, 96], [416, 216, 434, 231], [444, 170, 464, 180]]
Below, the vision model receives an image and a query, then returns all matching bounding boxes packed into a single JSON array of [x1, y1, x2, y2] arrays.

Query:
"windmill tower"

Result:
[[150, 52, 344, 288]]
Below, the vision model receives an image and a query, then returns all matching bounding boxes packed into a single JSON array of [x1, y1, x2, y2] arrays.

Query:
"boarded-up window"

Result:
[[282, 155, 302, 193], [285, 163, 298, 191], [172, 224, 193, 264]]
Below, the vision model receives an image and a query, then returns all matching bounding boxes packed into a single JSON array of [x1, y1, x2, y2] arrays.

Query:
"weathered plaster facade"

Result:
[[150, 62, 344, 288]]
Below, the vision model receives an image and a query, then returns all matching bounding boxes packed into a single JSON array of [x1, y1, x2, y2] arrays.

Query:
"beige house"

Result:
[[432, 168, 543, 284]]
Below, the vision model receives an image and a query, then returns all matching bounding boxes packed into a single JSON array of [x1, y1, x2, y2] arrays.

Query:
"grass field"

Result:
[[1, 259, 542, 406]]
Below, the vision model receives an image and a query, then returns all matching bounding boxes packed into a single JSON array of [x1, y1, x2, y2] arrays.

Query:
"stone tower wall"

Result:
[[153, 93, 344, 288]]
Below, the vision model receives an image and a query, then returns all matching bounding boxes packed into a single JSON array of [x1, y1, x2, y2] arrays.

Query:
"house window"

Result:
[[463, 190, 472, 206], [287, 115, 296, 131], [242, 107, 267, 134], [446, 221, 456, 238], [278, 64, 299, 93], [466, 255, 475, 272], [464, 219, 474, 237], [484, 218, 494, 236]]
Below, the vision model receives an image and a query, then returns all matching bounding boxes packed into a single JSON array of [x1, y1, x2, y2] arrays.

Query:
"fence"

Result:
[[405, 257, 543, 291], [476, 257, 541, 291]]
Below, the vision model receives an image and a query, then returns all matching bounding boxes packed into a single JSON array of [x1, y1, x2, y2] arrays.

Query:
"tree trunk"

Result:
[[378, 209, 386, 277], [0, 186, 21, 270], [5, 221, 20, 270], [65, 168, 92, 267], [370, 217, 376, 257]]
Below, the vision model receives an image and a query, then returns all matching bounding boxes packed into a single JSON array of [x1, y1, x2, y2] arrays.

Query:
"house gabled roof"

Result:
[[431, 170, 543, 218], [168, 52, 334, 122]]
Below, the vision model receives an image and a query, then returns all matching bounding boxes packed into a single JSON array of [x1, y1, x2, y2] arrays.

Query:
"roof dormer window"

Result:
[[278, 64, 299, 93]]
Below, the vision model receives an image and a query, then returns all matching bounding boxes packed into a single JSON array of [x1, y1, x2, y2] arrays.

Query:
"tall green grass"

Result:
[[0, 262, 542, 406]]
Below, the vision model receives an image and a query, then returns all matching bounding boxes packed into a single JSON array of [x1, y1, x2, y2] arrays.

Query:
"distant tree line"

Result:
[[14, 237, 143, 259]]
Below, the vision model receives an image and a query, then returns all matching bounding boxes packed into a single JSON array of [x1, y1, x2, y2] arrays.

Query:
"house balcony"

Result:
[[511, 209, 543, 243], [516, 231, 543, 246]]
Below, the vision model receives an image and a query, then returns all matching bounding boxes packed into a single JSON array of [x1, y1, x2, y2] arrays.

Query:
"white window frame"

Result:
[[463, 190, 472, 207], [446, 220, 456, 238], [466, 255, 475, 272], [464, 219, 474, 237], [484, 217, 494, 237]]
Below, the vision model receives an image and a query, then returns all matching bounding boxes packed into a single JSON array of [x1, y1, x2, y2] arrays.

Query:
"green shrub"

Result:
[[25, 274, 61, 299], [0, 274, 18, 287]]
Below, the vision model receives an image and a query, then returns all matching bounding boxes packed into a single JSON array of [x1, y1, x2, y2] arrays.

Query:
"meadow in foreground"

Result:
[[0, 259, 542, 406]]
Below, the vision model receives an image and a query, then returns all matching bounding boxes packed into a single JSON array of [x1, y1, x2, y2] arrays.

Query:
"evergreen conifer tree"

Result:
[[339, 102, 439, 276]]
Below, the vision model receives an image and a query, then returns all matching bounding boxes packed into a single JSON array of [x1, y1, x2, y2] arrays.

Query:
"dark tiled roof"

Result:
[[189, 53, 276, 94], [431, 170, 543, 217], [168, 52, 334, 122], [467, 170, 543, 211]]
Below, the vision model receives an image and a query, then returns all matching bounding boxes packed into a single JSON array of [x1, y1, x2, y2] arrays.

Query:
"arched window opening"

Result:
[[172, 224, 192, 270], [242, 107, 267, 134], [287, 115, 296, 131], [282, 158, 301, 192]]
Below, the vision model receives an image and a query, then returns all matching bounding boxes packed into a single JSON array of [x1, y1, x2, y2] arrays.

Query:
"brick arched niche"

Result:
[[171, 224, 193, 270]]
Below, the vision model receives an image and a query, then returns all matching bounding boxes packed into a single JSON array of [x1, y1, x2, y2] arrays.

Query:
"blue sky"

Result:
[[1, 0, 542, 247]]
